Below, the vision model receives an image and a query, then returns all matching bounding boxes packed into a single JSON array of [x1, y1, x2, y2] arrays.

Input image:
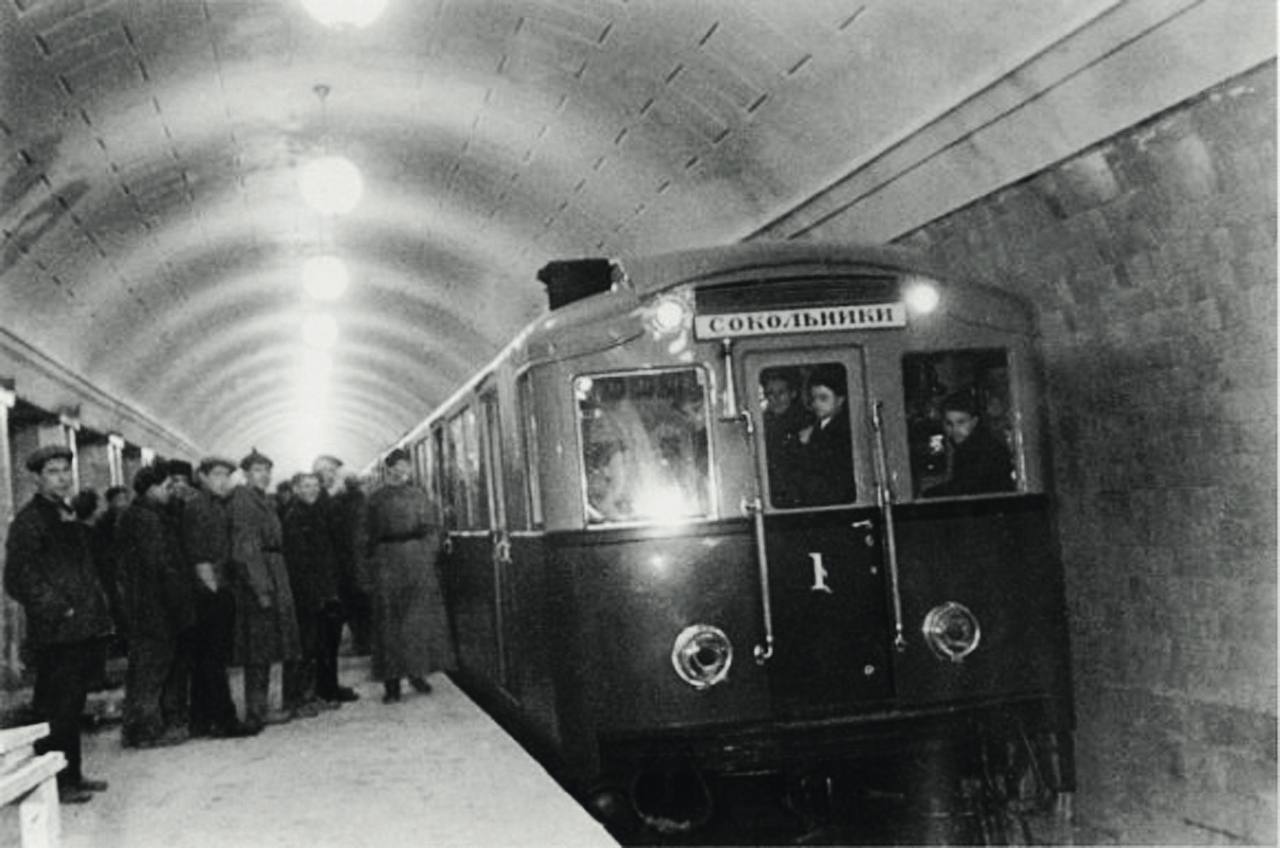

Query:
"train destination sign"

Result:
[[694, 303, 906, 339]]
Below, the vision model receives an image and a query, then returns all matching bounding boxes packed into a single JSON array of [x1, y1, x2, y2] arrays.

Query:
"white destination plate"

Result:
[[694, 303, 906, 339]]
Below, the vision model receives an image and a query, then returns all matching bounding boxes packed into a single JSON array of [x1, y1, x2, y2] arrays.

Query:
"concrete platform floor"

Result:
[[59, 665, 617, 848]]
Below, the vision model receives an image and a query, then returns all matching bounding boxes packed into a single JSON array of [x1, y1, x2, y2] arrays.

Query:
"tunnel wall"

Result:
[[802, 63, 1276, 844]]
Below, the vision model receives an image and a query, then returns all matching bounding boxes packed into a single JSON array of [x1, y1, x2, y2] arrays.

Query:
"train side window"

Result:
[[462, 405, 490, 529], [758, 363, 856, 508], [447, 412, 467, 529], [432, 426, 450, 529], [517, 372, 544, 530], [575, 368, 711, 525], [902, 349, 1017, 499]]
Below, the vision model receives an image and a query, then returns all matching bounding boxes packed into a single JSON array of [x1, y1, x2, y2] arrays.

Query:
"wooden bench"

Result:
[[0, 723, 65, 848]]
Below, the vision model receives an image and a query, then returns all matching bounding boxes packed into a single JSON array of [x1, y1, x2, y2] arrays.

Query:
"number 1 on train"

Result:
[[809, 552, 833, 594]]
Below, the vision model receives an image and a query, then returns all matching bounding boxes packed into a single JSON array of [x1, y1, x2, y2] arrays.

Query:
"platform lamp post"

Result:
[[58, 406, 81, 494], [106, 433, 125, 487]]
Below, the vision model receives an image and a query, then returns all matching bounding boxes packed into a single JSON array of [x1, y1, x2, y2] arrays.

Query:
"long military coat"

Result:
[[363, 481, 454, 680], [227, 484, 301, 665], [116, 498, 196, 640], [4, 495, 113, 647]]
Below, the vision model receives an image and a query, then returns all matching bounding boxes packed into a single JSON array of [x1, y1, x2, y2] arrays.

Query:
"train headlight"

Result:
[[671, 624, 733, 689], [922, 602, 981, 663], [903, 277, 940, 315], [642, 288, 693, 338]]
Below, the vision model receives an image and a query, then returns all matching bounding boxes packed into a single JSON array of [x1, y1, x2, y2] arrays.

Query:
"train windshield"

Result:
[[903, 348, 1018, 498], [758, 362, 856, 508], [575, 368, 712, 525]]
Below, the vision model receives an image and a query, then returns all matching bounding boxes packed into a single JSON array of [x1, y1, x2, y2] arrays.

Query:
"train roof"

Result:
[[612, 241, 943, 297]]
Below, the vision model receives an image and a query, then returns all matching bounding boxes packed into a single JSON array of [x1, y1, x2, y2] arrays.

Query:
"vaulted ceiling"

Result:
[[0, 0, 1162, 468]]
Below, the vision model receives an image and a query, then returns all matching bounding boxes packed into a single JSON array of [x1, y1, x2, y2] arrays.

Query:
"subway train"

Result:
[[377, 242, 1074, 839]]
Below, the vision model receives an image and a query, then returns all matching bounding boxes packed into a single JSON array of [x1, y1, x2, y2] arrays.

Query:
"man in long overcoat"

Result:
[[181, 456, 257, 737], [117, 463, 196, 748], [4, 445, 113, 803], [364, 448, 454, 703], [227, 448, 301, 731]]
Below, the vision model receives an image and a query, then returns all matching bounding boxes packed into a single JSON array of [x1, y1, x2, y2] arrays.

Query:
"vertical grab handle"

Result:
[[871, 400, 907, 652], [745, 496, 775, 664]]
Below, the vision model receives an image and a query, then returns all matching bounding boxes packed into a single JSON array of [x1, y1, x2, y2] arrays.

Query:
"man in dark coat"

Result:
[[4, 444, 114, 804], [93, 486, 131, 649], [923, 392, 1015, 498], [760, 369, 812, 507], [159, 459, 199, 730], [365, 448, 455, 703], [795, 367, 857, 506], [282, 472, 347, 715], [227, 448, 301, 731], [117, 463, 195, 748], [181, 456, 258, 737], [314, 454, 371, 667]]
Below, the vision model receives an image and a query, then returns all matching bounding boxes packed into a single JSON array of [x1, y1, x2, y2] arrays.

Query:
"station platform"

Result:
[[58, 661, 616, 848]]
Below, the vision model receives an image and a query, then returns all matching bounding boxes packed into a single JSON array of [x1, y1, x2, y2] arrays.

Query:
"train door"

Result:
[[742, 347, 894, 717], [479, 385, 519, 702]]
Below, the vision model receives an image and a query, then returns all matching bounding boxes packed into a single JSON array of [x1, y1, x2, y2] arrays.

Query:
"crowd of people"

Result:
[[4, 444, 454, 804]]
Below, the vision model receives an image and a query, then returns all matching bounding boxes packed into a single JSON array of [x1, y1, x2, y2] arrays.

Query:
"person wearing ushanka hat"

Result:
[[227, 447, 301, 731], [5, 444, 113, 803], [118, 464, 195, 749]]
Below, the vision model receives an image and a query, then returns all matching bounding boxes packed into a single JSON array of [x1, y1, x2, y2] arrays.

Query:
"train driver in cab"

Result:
[[923, 391, 1015, 497], [761, 369, 810, 507], [795, 366, 856, 506]]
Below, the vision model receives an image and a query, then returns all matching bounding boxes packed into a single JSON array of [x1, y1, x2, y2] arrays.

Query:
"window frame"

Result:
[[571, 364, 718, 530]]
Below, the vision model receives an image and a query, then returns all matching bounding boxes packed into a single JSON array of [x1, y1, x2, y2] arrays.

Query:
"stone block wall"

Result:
[[802, 61, 1275, 843], [886, 62, 1276, 844]]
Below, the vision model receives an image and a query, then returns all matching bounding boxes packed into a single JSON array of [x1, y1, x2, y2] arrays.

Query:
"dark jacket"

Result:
[[327, 487, 367, 596], [117, 498, 196, 640], [282, 499, 341, 614], [925, 427, 1015, 497], [764, 403, 813, 507], [796, 412, 857, 506], [181, 488, 232, 588], [4, 495, 113, 646]]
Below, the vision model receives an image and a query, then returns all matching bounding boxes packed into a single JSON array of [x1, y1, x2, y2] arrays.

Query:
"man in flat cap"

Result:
[[4, 444, 114, 803], [364, 448, 454, 703], [227, 448, 301, 731], [117, 463, 195, 748], [180, 457, 258, 737]]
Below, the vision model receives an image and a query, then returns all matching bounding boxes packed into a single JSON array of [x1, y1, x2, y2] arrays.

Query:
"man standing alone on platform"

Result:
[[4, 445, 113, 803], [181, 457, 258, 737], [117, 464, 195, 748], [228, 448, 301, 732], [364, 448, 454, 703]]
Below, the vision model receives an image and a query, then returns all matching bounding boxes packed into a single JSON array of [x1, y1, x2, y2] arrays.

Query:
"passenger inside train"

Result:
[[793, 364, 857, 506], [923, 390, 1016, 498]]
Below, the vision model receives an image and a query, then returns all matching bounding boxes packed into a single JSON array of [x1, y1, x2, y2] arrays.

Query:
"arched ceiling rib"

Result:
[[0, 0, 1133, 469]]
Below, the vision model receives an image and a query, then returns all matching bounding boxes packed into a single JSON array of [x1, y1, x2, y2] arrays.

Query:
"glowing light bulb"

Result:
[[302, 255, 349, 300], [904, 279, 940, 315], [301, 0, 387, 28], [302, 313, 339, 349], [299, 156, 364, 215]]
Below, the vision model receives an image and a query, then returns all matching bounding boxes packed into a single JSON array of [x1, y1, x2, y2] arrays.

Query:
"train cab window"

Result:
[[758, 363, 856, 508], [575, 368, 712, 525], [903, 349, 1017, 499]]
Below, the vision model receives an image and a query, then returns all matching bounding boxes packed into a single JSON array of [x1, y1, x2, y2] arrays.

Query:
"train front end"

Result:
[[534, 245, 1074, 831]]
